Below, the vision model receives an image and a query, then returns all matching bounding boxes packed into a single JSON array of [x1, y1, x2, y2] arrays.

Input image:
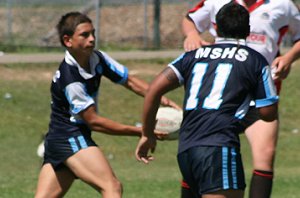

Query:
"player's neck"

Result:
[[72, 53, 91, 73]]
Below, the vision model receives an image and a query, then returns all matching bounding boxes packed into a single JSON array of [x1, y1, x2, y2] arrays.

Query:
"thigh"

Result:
[[64, 146, 118, 190], [35, 163, 75, 198], [245, 119, 279, 170]]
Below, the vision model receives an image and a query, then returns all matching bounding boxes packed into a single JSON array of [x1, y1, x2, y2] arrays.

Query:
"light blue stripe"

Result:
[[222, 147, 229, 189], [77, 135, 88, 149], [255, 96, 279, 108], [68, 137, 79, 153], [262, 66, 277, 98], [231, 148, 238, 189]]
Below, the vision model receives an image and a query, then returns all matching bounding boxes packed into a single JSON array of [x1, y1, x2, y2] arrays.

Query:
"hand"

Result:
[[154, 130, 169, 141], [183, 31, 211, 52], [271, 55, 292, 81], [135, 135, 157, 164]]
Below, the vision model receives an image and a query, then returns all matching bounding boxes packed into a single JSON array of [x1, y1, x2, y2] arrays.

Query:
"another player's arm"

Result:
[[123, 74, 181, 109], [182, 17, 211, 51], [272, 40, 300, 80]]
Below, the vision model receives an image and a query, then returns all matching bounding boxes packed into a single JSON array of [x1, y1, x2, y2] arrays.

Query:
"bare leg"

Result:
[[245, 120, 279, 171], [65, 146, 122, 198], [245, 119, 279, 198], [35, 163, 75, 198]]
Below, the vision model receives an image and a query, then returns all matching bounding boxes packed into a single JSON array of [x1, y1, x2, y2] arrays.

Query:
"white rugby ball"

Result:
[[155, 107, 183, 140], [37, 140, 45, 158]]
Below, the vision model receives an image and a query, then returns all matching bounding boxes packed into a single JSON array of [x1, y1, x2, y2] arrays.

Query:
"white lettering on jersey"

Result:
[[52, 70, 61, 83], [195, 47, 249, 62], [210, 48, 223, 59], [221, 47, 237, 59], [235, 48, 249, 62], [195, 47, 212, 58]]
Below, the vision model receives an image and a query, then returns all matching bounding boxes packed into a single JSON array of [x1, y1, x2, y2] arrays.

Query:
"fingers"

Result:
[[184, 41, 200, 52], [135, 137, 157, 164], [135, 149, 155, 164]]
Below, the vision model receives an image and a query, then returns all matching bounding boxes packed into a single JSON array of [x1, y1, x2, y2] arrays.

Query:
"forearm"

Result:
[[80, 105, 142, 136], [124, 75, 149, 97], [89, 116, 142, 136], [284, 41, 300, 64], [125, 75, 181, 109], [142, 91, 162, 137], [182, 17, 199, 37]]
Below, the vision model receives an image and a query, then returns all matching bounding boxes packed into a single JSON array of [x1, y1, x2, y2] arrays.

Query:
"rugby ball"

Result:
[[155, 107, 183, 140], [37, 140, 45, 158]]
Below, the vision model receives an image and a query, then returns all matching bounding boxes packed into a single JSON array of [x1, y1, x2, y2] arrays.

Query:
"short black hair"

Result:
[[216, 2, 250, 39], [56, 12, 92, 47]]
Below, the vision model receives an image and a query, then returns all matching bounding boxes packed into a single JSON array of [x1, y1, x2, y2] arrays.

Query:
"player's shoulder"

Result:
[[189, 0, 228, 13], [240, 45, 269, 66], [268, 0, 295, 10]]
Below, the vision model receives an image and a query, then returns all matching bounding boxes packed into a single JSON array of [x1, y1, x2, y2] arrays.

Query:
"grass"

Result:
[[0, 59, 299, 197]]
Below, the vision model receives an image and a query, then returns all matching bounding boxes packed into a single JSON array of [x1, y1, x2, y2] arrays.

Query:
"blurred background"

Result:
[[0, 0, 201, 52], [1, 0, 297, 53]]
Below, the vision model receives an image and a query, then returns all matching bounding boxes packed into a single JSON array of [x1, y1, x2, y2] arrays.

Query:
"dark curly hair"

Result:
[[216, 2, 250, 39], [56, 12, 92, 47]]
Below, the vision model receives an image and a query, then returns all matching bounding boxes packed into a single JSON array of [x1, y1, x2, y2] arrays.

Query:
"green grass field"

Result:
[[0, 58, 299, 197]]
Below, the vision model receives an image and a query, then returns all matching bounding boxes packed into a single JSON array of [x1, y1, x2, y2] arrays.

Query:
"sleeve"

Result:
[[254, 65, 279, 108], [98, 51, 129, 84], [168, 53, 186, 85], [287, 0, 300, 42], [187, 0, 213, 33], [65, 82, 95, 114]]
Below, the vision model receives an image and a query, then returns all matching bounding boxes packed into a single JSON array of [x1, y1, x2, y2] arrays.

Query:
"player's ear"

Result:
[[63, 35, 72, 48]]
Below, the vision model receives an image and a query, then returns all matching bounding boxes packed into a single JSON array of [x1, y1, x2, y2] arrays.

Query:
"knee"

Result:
[[97, 177, 123, 195]]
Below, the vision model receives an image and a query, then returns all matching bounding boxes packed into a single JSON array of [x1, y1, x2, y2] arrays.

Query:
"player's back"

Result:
[[169, 39, 273, 153]]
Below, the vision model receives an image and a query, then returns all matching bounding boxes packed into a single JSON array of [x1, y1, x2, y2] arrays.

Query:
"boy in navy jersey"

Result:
[[135, 2, 278, 198], [34, 12, 180, 198], [182, 1, 300, 197]]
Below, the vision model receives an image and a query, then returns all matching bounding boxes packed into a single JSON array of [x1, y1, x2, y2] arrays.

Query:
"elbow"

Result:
[[258, 104, 278, 122], [260, 113, 278, 122], [86, 119, 98, 131]]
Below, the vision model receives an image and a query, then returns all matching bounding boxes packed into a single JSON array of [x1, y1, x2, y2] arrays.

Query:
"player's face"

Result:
[[64, 22, 95, 56]]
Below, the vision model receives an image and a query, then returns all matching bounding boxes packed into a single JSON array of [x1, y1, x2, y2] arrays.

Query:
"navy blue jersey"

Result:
[[169, 38, 278, 154], [47, 50, 128, 139]]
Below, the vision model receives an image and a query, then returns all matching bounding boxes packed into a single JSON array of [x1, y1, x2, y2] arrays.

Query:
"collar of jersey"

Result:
[[215, 37, 247, 45], [65, 50, 99, 80]]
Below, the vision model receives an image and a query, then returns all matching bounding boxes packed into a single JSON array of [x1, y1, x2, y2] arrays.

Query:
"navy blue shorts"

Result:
[[177, 146, 246, 196], [43, 134, 98, 170]]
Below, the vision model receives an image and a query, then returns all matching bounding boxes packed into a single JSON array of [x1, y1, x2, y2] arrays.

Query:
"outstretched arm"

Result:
[[80, 105, 142, 136], [124, 74, 181, 109]]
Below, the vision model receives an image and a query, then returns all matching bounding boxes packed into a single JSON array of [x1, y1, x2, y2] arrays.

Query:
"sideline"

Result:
[[0, 50, 183, 64]]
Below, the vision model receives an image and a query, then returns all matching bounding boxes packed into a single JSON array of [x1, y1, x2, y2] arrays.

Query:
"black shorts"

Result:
[[43, 134, 98, 170], [177, 146, 246, 196]]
